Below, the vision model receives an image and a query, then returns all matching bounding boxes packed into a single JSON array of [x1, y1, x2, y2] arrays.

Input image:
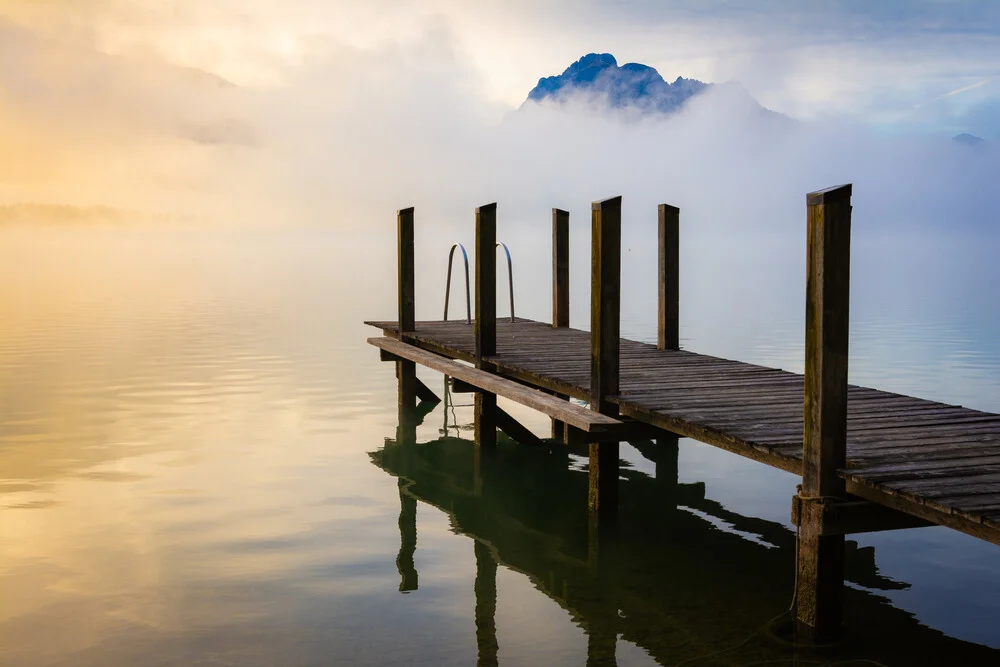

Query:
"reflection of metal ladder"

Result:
[[443, 242, 515, 323]]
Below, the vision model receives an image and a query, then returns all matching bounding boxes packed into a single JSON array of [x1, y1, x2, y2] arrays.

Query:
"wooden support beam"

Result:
[[414, 377, 441, 404], [797, 183, 853, 643], [551, 398, 569, 442], [496, 407, 545, 447], [658, 203, 680, 351], [451, 377, 477, 393], [475, 203, 498, 449], [589, 196, 622, 518], [397, 207, 417, 427], [369, 337, 622, 434], [791, 494, 933, 536], [567, 420, 666, 444]]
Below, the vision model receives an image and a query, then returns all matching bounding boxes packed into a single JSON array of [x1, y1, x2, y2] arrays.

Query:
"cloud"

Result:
[[0, 4, 996, 238]]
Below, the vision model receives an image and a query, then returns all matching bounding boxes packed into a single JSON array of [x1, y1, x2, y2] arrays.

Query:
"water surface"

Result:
[[1, 225, 999, 665]]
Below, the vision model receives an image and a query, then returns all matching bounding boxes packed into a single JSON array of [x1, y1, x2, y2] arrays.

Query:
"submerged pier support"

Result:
[[796, 184, 853, 642]]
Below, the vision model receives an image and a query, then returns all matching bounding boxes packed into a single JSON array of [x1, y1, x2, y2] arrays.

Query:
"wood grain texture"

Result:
[[804, 183, 852, 498]]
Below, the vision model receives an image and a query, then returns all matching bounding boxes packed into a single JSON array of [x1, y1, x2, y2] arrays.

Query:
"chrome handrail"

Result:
[[444, 243, 471, 324], [496, 242, 515, 323]]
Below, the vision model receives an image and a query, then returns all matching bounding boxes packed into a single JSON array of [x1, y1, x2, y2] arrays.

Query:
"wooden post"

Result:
[[797, 183, 852, 642], [657, 203, 680, 351], [397, 207, 417, 426], [552, 208, 570, 439], [553, 208, 570, 327], [474, 540, 499, 667], [475, 203, 498, 449], [589, 197, 621, 517]]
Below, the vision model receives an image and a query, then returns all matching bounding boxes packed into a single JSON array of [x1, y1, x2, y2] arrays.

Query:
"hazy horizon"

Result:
[[1, 1, 998, 236]]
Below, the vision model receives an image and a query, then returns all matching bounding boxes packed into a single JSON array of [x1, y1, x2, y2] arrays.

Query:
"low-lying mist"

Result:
[[1, 19, 996, 247]]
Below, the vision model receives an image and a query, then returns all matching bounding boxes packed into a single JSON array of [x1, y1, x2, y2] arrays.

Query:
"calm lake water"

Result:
[[2, 223, 1000, 666]]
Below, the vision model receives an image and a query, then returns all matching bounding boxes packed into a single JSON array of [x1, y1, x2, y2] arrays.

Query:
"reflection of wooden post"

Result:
[[656, 433, 680, 506], [657, 203, 680, 351], [474, 541, 499, 667], [586, 628, 617, 667], [797, 184, 852, 643], [552, 208, 570, 440], [397, 207, 417, 430], [586, 508, 618, 667], [396, 479, 418, 592], [589, 197, 621, 517]]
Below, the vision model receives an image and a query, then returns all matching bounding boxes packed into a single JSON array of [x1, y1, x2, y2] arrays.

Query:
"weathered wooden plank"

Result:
[[369, 337, 622, 433]]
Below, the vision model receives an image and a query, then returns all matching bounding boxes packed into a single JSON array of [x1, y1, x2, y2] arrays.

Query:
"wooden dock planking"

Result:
[[366, 317, 1000, 545]]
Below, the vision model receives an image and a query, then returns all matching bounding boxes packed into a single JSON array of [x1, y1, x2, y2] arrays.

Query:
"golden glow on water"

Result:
[[2, 227, 1000, 665]]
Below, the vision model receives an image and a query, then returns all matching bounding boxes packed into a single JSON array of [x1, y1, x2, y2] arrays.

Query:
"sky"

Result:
[[0, 0, 998, 227], [4, 0, 999, 128]]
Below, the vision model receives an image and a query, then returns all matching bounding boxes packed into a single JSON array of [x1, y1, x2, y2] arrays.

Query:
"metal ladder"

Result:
[[443, 242, 515, 323]]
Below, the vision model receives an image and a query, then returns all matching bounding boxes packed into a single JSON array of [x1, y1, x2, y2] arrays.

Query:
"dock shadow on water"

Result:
[[372, 422, 1000, 667]]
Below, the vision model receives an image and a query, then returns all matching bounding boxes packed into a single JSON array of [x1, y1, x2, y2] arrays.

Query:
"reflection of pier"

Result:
[[372, 433, 1000, 666]]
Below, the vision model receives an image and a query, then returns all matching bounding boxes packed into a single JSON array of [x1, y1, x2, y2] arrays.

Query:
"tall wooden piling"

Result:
[[553, 208, 570, 328], [552, 208, 570, 439], [397, 207, 417, 428], [657, 204, 680, 351], [797, 184, 853, 642], [475, 203, 498, 449], [589, 197, 622, 516]]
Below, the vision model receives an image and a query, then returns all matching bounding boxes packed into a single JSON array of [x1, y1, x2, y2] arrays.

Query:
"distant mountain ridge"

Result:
[[953, 133, 987, 147], [525, 53, 711, 113]]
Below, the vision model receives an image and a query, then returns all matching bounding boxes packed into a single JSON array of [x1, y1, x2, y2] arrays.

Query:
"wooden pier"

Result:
[[366, 187, 1000, 643]]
